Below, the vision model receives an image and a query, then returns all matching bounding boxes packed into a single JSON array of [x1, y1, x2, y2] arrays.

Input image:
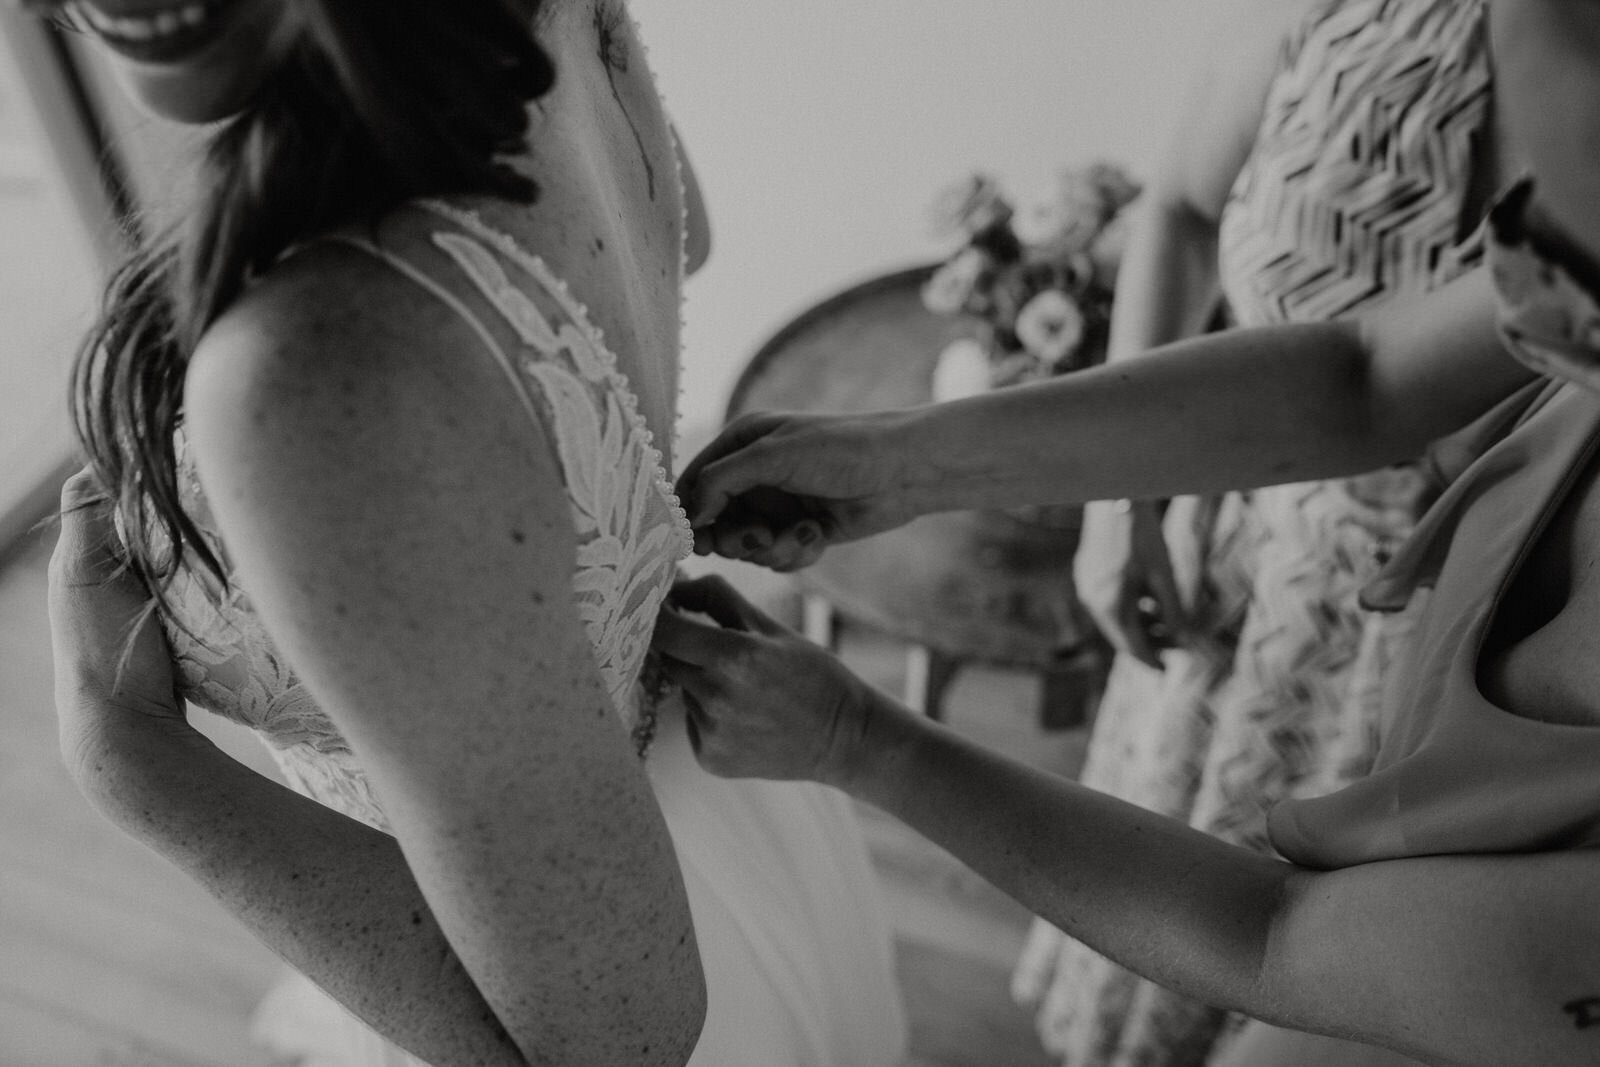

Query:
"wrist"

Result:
[[64, 711, 214, 827], [891, 403, 977, 516], [822, 683, 925, 802]]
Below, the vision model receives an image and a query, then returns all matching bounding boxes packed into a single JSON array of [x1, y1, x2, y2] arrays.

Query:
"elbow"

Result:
[[621, 932, 708, 1067]]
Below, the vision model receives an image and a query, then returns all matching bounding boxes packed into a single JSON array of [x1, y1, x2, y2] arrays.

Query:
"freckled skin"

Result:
[[58, 0, 708, 1063]]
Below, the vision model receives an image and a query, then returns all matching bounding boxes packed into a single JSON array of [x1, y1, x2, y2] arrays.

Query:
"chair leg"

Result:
[[801, 594, 837, 651], [905, 646, 962, 721], [1038, 643, 1110, 732]]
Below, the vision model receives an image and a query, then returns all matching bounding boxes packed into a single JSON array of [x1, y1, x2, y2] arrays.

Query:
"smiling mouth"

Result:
[[67, 1, 229, 62]]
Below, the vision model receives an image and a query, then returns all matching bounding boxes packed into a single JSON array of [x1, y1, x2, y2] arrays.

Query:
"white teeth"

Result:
[[75, 1, 211, 43]]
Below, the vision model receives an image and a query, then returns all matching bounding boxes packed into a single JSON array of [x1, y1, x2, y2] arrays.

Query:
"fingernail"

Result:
[[742, 532, 763, 551], [796, 524, 817, 546]]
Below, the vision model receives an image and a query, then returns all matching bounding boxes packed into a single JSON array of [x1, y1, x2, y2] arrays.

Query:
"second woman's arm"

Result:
[[657, 575, 1600, 1067], [684, 267, 1534, 566], [1075, 0, 1299, 661]]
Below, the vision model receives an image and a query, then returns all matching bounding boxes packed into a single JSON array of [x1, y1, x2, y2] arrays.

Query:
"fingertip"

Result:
[[711, 526, 749, 561], [687, 498, 716, 530], [712, 521, 777, 562], [790, 538, 825, 571]]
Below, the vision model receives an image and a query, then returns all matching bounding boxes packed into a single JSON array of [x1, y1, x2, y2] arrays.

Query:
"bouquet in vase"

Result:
[[923, 163, 1140, 398]]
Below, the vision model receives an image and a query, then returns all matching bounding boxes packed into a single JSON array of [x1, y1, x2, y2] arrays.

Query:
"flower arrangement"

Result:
[[923, 164, 1140, 395]]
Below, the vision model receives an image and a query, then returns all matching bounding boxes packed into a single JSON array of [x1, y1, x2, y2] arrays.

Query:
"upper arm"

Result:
[[1266, 849, 1600, 1065], [183, 245, 703, 1060], [1149, 0, 1317, 222], [1105, 0, 1320, 359]]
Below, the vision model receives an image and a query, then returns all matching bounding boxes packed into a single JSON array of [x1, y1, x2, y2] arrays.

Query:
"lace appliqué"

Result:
[[161, 474, 393, 830], [420, 203, 691, 756]]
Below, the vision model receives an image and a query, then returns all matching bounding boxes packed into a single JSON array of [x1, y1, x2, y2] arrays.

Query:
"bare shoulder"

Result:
[[178, 230, 613, 760], [187, 237, 468, 446], [182, 232, 580, 629], [1161, 0, 1323, 215], [187, 233, 561, 514]]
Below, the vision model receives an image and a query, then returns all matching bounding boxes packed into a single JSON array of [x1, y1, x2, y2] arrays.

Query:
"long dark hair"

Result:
[[70, 0, 555, 610]]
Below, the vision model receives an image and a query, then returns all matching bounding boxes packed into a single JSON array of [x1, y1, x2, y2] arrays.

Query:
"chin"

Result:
[[114, 62, 261, 124], [77, 0, 297, 124]]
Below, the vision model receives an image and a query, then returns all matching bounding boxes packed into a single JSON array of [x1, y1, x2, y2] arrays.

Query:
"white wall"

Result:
[[0, 13, 124, 545], [0, 2, 1221, 520], [632, 0, 1219, 444]]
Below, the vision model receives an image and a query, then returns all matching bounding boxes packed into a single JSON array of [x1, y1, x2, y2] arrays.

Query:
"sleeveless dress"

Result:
[[155, 202, 906, 1065], [1012, 3, 1491, 1063], [1211, 179, 1600, 1067]]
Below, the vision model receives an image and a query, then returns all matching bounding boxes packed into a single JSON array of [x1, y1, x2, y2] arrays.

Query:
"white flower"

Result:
[[922, 248, 990, 315], [1014, 290, 1084, 366], [931, 338, 993, 401]]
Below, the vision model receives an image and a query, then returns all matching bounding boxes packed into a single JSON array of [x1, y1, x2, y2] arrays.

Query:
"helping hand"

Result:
[[675, 411, 918, 572], [1073, 498, 1188, 669], [652, 574, 877, 787], [48, 470, 195, 788]]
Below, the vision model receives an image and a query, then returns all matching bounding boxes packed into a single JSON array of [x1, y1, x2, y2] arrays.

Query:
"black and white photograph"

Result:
[[2, 1, 1599, 1064]]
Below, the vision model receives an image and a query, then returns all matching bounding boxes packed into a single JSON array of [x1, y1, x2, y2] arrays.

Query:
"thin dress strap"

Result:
[[312, 231, 549, 438]]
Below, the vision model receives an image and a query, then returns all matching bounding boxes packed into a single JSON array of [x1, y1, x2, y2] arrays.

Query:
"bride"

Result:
[[41, 0, 905, 1063]]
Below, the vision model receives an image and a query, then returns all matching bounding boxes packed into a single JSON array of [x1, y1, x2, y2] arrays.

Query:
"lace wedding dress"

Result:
[[156, 195, 905, 1065]]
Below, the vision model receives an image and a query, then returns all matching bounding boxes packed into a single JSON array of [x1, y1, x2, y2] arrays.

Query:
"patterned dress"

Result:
[[1013, 2, 1490, 1063]]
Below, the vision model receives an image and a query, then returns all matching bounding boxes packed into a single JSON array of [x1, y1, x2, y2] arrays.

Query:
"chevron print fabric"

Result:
[[1015, 2, 1489, 1064]]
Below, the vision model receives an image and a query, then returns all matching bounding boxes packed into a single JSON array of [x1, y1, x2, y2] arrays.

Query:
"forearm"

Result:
[[896, 318, 1392, 513], [72, 721, 529, 1066], [840, 692, 1289, 1014], [894, 259, 1537, 518]]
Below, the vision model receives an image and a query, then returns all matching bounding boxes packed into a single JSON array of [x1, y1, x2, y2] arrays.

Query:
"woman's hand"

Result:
[[652, 574, 882, 788], [1073, 498, 1187, 668], [48, 469, 195, 788], [675, 411, 920, 571]]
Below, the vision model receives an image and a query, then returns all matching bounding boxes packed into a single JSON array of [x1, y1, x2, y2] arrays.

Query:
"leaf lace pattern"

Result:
[[159, 206, 692, 832]]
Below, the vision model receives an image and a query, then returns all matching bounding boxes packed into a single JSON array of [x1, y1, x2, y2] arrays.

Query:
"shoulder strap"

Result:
[[313, 231, 548, 438]]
